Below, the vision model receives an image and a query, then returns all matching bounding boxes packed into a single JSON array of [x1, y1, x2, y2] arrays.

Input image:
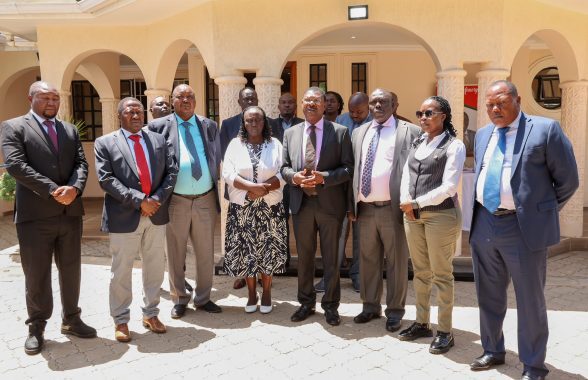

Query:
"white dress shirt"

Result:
[[358, 115, 397, 202], [301, 118, 324, 168], [475, 112, 522, 210], [400, 132, 466, 207]]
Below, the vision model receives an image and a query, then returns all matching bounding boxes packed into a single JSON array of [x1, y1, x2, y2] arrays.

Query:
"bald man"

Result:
[[149, 96, 171, 119]]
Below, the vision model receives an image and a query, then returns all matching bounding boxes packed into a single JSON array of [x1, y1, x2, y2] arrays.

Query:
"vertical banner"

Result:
[[463, 85, 478, 157]]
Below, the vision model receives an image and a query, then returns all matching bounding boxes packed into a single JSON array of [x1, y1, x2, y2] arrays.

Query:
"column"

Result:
[[187, 50, 206, 116], [144, 89, 171, 122], [57, 90, 72, 121], [476, 68, 510, 131], [559, 80, 588, 238], [437, 69, 467, 256], [215, 76, 247, 123], [253, 76, 283, 118], [100, 98, 120, 135]]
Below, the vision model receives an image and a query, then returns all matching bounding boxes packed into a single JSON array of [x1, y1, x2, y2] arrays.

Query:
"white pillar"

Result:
[[476, 68, 510, 131], [437, 69, 467, 256], [559, 80, 588, 238], [99, 98, 120, 135], [144, 89, 171, 122], [253, 76, 283, 118], [215, 76, 247, 123], [57, 90, 72, 121]]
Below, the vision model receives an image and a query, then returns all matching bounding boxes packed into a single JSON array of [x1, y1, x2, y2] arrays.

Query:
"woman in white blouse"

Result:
[[398, 96, 465, 355], [222, 106, 287, 314]]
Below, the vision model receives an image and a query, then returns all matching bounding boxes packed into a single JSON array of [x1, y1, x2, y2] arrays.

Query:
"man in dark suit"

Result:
[[148, 84, 222, 318], [1, 81, 96, 355], [469, 81, 578, 380], [95, 97, 177, 342], [149, 96, 171, 120], [349, 88, 420, 333], [281, 86, 353, 326], [220, 87, 258, 159]]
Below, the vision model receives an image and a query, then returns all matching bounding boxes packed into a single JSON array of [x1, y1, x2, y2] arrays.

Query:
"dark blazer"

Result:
[[471, 112, 578, 251], [351, 119, 421, 223], [147, 113, 221, 210], [220, 113, 242, 160], [1, 112, 88, 223], [94, 128, 178, 233], [270, 116, 304, 143], [280, 119, 353, 217]]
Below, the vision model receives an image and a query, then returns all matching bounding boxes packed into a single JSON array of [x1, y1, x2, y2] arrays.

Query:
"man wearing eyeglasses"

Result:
[[349, 88, 420, 333], [469, 80, 578, 380], [148, 84, 223, 319]]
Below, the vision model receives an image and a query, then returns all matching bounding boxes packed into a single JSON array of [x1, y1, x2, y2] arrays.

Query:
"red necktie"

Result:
[[129, 134, 151, 196], [43, 120, 58, 151]]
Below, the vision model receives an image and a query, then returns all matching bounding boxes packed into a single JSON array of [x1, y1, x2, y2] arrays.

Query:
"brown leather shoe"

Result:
[[115, 323, 131, 342], [142, 316, 166, 334], [233, 278, 246, 289]]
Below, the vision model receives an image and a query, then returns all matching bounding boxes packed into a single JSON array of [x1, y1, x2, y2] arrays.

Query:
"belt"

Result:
[[361, 200, 392, 207], [173, 188, 213, 200], [493, 208, 516, 216]]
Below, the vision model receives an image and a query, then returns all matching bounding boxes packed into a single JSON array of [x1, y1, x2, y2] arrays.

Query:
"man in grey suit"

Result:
[[469, 81, 578, 380], [281, 86, 353, 326], [350, 88, 420, 333], [95, 97, 177, 342], [1, 81, 96, 355], [220, 87, 258, 159], [148, 84, 222, 318]]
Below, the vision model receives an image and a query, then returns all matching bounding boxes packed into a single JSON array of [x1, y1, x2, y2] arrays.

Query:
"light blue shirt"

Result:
[[336, 112, 373, 134], [174, 114, 213, 195], [120, 128, 152, 176]]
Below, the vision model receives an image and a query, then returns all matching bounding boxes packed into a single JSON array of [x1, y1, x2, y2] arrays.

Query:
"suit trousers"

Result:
[[470, 203, 549, 378], [292, 196, 343, 311], [357, 202, 409, 318], [16, 214, 83, 325], [404, 208, 461, 332], [166, 192, 218, 306], [337, 217, 360, 280], [109, 216, 165, 325]]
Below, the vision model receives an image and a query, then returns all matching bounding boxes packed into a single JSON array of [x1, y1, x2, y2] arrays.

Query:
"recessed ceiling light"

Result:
[[351, 36, 357, 39]]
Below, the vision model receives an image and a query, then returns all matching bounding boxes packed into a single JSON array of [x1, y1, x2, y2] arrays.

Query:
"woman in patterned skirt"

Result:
[[222, 106, 287, 314]]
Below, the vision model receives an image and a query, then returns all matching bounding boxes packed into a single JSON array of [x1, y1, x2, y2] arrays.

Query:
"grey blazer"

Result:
[[280, 119, 353, 217], [94, 128, 178, 233], [350, 119, 421, 223], [1, 112, 88, 223]]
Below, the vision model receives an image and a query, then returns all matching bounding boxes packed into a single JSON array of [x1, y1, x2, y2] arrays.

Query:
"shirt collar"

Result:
[[371, 114, 396, 129], [175, 113, 196, 127], [31, 110, 56, 125], [120, 128, 142, 139], [305, 118, 324, 132], [507, 111, 522, 131]]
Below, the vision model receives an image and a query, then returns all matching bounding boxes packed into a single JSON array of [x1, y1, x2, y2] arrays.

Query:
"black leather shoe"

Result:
[[24, 330, 44, 355], [196, 300, 222, 313], [314, 279, 325, 293], [385, 316, 402, 332], [325, 309, 341, 326], [171, 304, 187, 319], [353, 311, 381, 324], [521, 371, 545, 380], [470, 353, 506, 371], [429, 331, 454, 354], [61, 318, 97, 338], [398, 322, 433, 341], [290, 305, 315, 322]]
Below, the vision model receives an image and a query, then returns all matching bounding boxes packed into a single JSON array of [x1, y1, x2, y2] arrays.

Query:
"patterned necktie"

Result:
[[128, 134, 152, 196], [44, 120, 58, 151], [360, 124, 384, 198], [483, 127, 510, 212], [304, 125, 317, 171], [181, 121, 202, 180]]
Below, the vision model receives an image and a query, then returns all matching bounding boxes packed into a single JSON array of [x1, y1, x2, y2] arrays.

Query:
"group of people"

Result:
[[0, 78, 578, 380]]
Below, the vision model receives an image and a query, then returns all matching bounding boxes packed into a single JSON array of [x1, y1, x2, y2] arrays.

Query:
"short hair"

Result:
[[326, 91, 344, 115], [29, 81, 57, 97], [117, 97, 144, 115], [304, 86, 326, 101], [239, 87, 256, 99], [239, 106, 272, 143], [489, 80, 518, 97]]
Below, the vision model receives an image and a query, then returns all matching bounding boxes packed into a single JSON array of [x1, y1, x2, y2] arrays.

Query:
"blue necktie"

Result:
[[181, 122, 202, 180], [483, 127, 509, 212], [360, 124, 383, 198]]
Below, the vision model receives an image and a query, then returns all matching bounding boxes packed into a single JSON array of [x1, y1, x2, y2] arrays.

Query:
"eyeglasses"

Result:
[[416, 110, 444, 119]]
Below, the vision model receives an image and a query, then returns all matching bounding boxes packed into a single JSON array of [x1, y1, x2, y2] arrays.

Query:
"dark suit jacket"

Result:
[[270, 116, 304, 143], [1, 112, 88, 223], [94, 128, 178, 233], [471, 112, 578, 251], [147, 113, 221, 211], [220, 113, 242, 160], [351, 119, 421, 223], [280, 119, 353, 217]]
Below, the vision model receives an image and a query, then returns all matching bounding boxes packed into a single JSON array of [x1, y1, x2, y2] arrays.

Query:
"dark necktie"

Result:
[[181, 121, 202, 180], [303, 125, 318, 196], [128, 134, 152, 196], [483, 127, 510, 212], [360, 124, 384, 198], [44, 120, 58, 151]]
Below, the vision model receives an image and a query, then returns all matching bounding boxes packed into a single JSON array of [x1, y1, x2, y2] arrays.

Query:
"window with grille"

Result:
[[205, 69, 219, 123], [351, 63, 367, 94], [71, 81, 102, 141], [120, 79, 148, 120], [309, 64, 327, 91]]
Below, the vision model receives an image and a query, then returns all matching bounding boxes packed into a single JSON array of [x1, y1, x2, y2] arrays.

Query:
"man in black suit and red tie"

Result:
[[1, 81, 96, 355]]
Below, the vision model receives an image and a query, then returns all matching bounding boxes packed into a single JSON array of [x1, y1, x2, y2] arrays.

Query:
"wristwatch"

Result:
[[411, 200, 420, 210]]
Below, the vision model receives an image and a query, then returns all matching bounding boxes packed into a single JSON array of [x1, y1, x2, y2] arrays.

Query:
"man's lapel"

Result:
[[114, 129, 139, 179], [511, 113, 532, 179], [25, 112, 57, 155], [392, 121, 408, 173], [142, 130, 156, 183], [317, 120, 333, 170]]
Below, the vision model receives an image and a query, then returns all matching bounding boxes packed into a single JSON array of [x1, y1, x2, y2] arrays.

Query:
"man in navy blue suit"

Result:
[[469, 80, 578, 380]]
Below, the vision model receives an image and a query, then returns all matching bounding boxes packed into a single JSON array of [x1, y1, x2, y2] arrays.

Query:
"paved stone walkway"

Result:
[[0, 215, 587, 379]]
